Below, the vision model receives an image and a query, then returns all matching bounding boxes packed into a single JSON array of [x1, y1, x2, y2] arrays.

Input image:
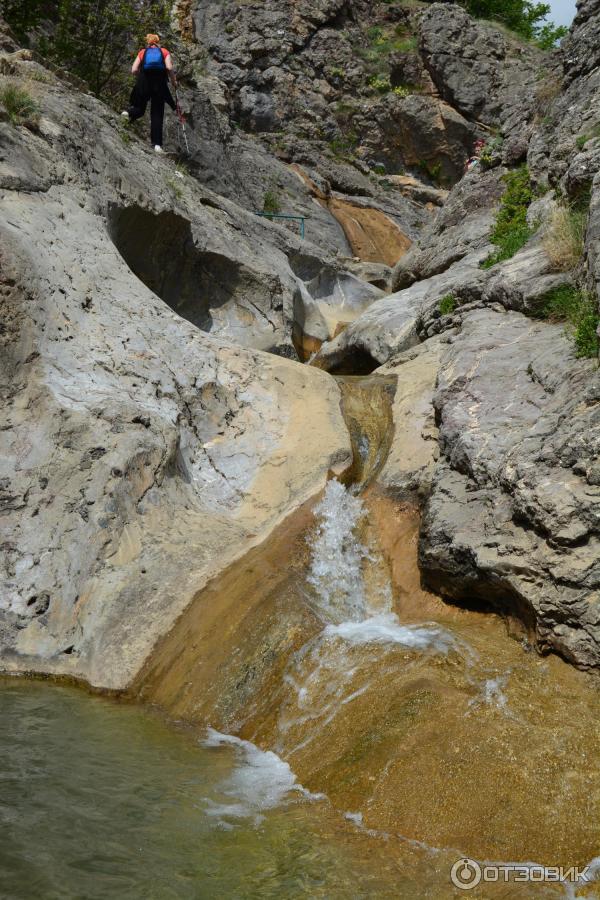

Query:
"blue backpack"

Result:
[[143, 47, 165, 70]]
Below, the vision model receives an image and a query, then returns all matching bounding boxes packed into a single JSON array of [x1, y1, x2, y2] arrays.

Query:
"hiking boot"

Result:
[[154, 145, 165, 154]]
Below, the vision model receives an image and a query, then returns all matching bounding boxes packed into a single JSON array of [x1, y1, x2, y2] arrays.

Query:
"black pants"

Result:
[[128, 72, 175, 147]]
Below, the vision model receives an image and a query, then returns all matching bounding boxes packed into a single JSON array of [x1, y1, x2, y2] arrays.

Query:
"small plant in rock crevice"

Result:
[[165, 175, 183, 200], [576, 125, 600, 150], [535, 74, 562, 110], [418, 158, 443, 185], [263, 189, 281, 214], [538, 284, 599, 358], [438, 294, 457, 315], [119, 122, 131, 144], [478, 136, 503, 170], [0, 81, 39, 128], [369, 74, 392, 94], [329, 132, 359, 158], [481, 165, 534, 269]]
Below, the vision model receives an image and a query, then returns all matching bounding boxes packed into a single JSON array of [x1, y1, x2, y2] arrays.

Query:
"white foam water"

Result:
[[307, 480, 460, 653], [324, 613, 458, 652], [307, 479, 370, 623], [202, 729, 323, 826]]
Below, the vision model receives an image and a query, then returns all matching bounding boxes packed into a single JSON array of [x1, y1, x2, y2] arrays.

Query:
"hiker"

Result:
[[122, 34, 176, 153], [464, 138, 486, 173]]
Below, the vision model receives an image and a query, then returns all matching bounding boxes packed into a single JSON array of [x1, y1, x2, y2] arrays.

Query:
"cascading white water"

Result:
[[272, 480, 464, 757], [305, 479, 458, 651], [306, 479, 370, 623]]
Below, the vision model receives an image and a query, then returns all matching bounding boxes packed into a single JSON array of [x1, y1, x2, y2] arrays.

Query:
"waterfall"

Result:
[[306, 479, 370, 624], [306, 479, 457, 652]]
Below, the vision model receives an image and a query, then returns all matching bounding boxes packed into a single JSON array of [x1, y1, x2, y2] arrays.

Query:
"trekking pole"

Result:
[[174, 86, 190, 155]]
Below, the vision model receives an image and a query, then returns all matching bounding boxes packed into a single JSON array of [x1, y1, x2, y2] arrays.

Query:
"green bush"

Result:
[[540, 284, 599, 358], [392, 85, 410, 98], [357, 25, 417, 75], [0, 82, 39, 127], [263, 190, 281, 214], [368, 75, 391, 94], [459, 0, 567, 47], [439, 294, 457, 315], [482, 166, 534, 268]]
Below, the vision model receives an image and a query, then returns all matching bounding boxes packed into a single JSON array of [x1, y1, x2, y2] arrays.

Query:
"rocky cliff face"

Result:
[[2, 0, 600, 683], [0, 25, 360, 688], [313, 2, 600, 668]]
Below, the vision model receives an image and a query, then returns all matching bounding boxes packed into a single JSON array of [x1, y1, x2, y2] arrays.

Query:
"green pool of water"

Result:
[[0, 678, 437, 900]]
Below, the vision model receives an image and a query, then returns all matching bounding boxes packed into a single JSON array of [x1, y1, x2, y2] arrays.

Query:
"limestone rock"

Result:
[[0, 46, 353, 689], [312, 253, 488, 372], [392, 168, 505, 291], [419, 309, 600, 668], [376, 338, 444, 499], [418, 3, 541, 162]]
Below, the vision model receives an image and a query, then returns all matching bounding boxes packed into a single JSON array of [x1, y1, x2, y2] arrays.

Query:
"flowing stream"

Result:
[[4, 476, 600, 897]]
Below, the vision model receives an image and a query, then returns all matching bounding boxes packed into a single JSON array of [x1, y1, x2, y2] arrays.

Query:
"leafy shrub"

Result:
[[392, 85, 410, 98], [368, 75, 391, 94], [263, 190, 281, 214], [481, 166, 534, 268], [478, 136, 503, 169], [0, 82, 39, 127], [439, 294, 457, 315], [543, 205, 586, 272], [459, 0, 567, 46], [535, 21, 569, 49], [540, 285, 599, 358]]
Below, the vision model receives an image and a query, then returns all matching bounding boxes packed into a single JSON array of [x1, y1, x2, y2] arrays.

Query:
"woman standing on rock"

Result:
[[122, 34, 176, 154]]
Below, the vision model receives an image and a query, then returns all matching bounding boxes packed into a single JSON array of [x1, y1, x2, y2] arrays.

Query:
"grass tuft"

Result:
[[263, 189, 281, 214], [540, 284, 599, 358], [0, 81, 39, 127], [543, 205, 586, 272]]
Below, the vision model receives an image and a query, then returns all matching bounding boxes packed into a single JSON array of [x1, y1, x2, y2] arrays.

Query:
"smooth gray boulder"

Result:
[[312, 252, 489, 372]]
